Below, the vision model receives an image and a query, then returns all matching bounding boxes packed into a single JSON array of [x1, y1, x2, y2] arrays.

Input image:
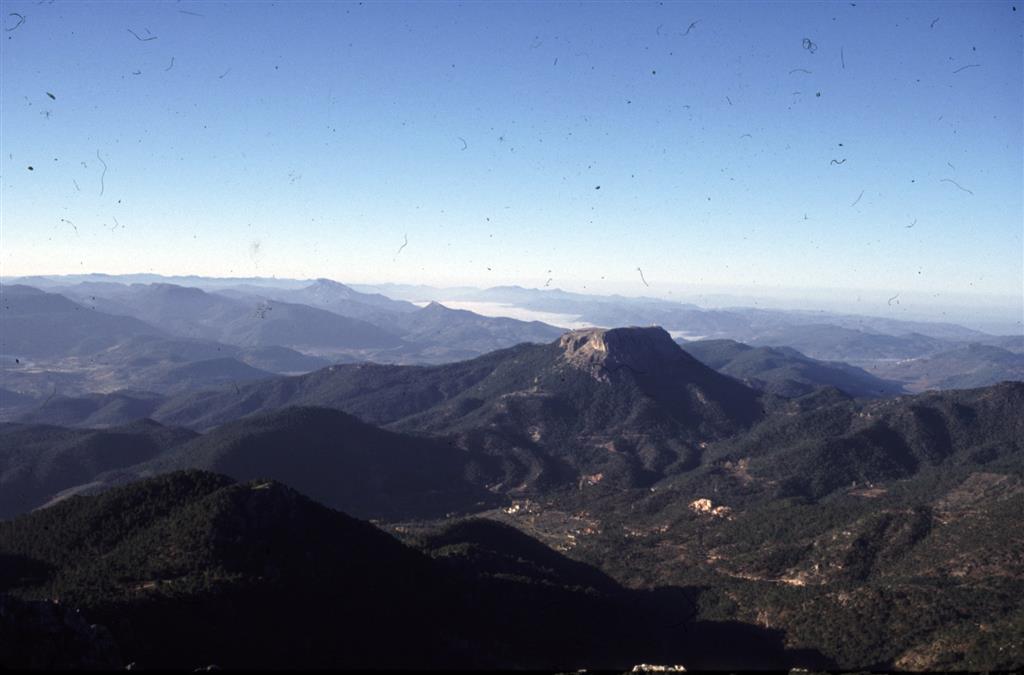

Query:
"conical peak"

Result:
[[307, 278, 355, 295]]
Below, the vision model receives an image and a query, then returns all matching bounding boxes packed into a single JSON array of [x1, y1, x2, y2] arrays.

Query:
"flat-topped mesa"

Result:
[[558, 326, 686, 381]]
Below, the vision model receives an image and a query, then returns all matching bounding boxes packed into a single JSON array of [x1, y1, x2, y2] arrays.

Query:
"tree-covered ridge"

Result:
[[0, 470, 832, 670], [132, 406, 505, 520], [0, 420, 197, 519], [501, 383, 1024, 670], [680, 338, 904, 398]]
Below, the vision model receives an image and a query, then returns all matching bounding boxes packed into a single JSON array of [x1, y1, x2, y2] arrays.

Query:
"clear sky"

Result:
[[1, 1, 1021, 322]]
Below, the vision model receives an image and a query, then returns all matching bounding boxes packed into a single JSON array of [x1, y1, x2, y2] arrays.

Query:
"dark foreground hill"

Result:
[[0, 593, 122, 669], [0, 471, 832, 670], [1, 471, 457, 669]]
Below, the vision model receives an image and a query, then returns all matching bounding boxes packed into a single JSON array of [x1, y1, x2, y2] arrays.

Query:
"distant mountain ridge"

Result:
[[220, 282, 565, 361], [22, 272, 1012, 340], [13, 275, 1020, 390], [52, 281, 565, 364], [867, 343, 1024, 392], [59, 282, 405, 351], [233, 277, 420, 320], [680, 338, 905, 398], [0, 335, 330, 409], [0, 285, 162, 358], [356, 282, 1002, 340]]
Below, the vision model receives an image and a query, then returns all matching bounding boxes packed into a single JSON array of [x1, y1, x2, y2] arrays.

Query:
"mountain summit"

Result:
[[559, 326, 691, 381], [143, 325, 763, 490]]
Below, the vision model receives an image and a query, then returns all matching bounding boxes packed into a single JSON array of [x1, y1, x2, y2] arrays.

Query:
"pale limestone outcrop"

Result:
[[558, 326, 684, 382]]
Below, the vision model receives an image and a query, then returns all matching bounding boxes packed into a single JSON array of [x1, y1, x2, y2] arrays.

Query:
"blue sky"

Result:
[[1, 1, 1021, 323]]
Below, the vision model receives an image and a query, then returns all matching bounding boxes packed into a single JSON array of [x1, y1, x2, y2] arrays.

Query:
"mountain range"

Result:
[[1, 353, 1020, 668], [8, 274, 1020, 393], [1, 274, 1022, 670], [134, 328, 763, 492]]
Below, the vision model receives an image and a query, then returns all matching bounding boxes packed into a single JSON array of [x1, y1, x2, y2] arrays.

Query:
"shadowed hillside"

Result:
[[0, 471, 835, 670]]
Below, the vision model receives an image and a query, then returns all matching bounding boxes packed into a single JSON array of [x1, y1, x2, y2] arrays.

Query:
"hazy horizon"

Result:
[[5, 269, 1020, 335], [3, 1, 1021, 322]]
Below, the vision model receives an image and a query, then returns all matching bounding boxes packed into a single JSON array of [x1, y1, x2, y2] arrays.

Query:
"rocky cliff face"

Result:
[[0, 594, 122, 669], [559, 326, 698, 382]]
